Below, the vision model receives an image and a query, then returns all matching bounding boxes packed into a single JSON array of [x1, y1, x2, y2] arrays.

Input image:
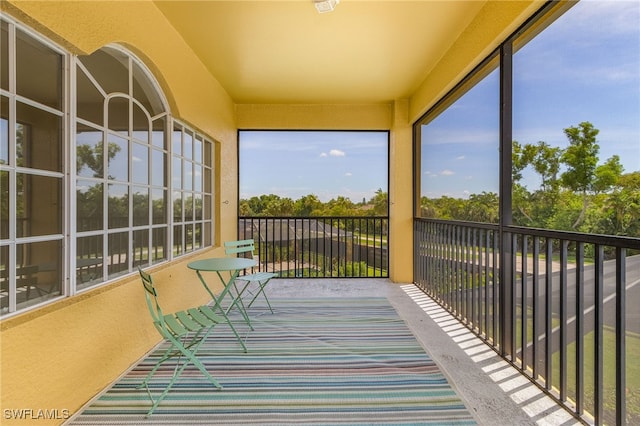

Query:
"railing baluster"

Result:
[[484, 230, 490, 341], [522, 234, 528, 370], [595, 244, 604, 426], [545, 237, 553, 392], [493, 231, 499, 346], [575, 241, 584, 416], [616, 247, 626, 426], [532, 236, 539, 380], [511, 232, 517, 362], [472, 228, 477, 331], [560, 239, 568, 402]]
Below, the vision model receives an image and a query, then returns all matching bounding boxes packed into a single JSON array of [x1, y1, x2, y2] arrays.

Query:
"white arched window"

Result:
[[74, 46, 215, 291], [1, 20, 215, 316]]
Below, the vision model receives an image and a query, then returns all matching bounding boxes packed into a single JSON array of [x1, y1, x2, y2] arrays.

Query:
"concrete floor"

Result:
[[267, 278, 583, 426]]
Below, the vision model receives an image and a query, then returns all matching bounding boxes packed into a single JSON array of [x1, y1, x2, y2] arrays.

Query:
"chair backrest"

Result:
[[138, 267, 164, 325], [16, 264, 38, 289], [224, 239, 255, 259]]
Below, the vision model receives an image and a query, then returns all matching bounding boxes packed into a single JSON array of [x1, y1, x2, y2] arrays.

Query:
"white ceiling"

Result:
[[154, 0, 488, 104]]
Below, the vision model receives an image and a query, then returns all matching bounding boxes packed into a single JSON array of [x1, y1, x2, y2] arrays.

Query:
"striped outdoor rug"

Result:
[[68, 298, 476, 425]]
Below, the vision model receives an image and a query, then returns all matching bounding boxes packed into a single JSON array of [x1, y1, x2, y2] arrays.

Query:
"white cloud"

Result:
[[345, 172, 352, 177], [329, 149, 346, 157], [441, 169, 455, 176], [456, 156, 465, 160], [319, 152, 328, 157]]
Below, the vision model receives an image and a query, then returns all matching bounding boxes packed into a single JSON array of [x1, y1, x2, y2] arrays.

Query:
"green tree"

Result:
[[77, 140, 121, 178], [532, 141, 562, 192], [368, 188, 388, 216], [294, 194, 323, 216], [264, 196, 294, 216], [560, 122, 603, 229], [464, 192, 499, 223], [324, 196, 357, 216]]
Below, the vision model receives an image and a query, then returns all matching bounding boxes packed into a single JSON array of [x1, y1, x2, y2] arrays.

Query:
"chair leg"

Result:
[[246, 280, 274, 314], [140, 329, 223, 416]]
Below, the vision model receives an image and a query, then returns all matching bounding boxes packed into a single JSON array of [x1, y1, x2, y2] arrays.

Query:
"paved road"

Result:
[[523, 253, 640, 335]]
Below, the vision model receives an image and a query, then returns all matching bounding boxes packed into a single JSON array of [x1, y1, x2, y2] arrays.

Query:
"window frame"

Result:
[[1, 18, 217, 317]]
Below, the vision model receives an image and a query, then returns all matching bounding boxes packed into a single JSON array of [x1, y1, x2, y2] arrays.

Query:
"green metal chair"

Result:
[[137, 267, 244, 416], [224, 239, 277, 314]]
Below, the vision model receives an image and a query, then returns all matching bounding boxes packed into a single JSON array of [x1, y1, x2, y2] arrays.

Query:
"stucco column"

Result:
[[389, 99, 413, 283]]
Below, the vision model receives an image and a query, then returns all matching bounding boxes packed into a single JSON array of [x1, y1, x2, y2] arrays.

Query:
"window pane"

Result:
[[76, 67, 104, 126], [76, 123, 104, 178], [512, 1, 640, 236], [151, 227, 167, 262], [194, 164, 202, 191], [184, 192, 193, 221], [0, 170, 8, 238], [204, 167, 211, 193], [79, 48, 128, 95], [151, 117, 165, 149], [108, 184, 128, 229], [1, 96, 8, 164], [132, 103, 149, 143], [151, 149, 165, 187], [172, 126, 182, 156], [1, 21, 7, 91], [16, 173, 62, 237], [16, 101, 62, 172], [132, 142, 148, 184], [172, 190, 182, 222], [16, 240, 62, 310], [132, 60, 165, 116], [204, 194, 211, 220], [152, 188, 166, 225], [107, 133, 128, 181], [0, 245, 8, 313], [204, 222, 212, 247], [194, 223, 202, 250], [76, 235, 103, 289], [184, 130, 193, 160], [194, 137, 202, 163], [185, 223, 193, 252], [77, 179, 103, 231], [204, 140, 212, 167], [133, 229, 149, 267], [132, 186, 149, 226], [184, 162, 193, 190], [419, 67, 500, 222], [107, 231, 128, 278], [194, 193, 203, 221], [172, 156, 182, 189], [16, 29, 62, 110], [173, 225, 182, 256], [108, 97, 129, 137]]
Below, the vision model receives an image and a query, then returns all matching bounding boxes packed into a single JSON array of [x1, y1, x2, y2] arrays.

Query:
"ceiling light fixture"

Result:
[[314, 0, 339, 14]]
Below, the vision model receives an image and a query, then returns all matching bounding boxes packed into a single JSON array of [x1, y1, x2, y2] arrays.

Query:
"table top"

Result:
[[187, 257, 257, 272]]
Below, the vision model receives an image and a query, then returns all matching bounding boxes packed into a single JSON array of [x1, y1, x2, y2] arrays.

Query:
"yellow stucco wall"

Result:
[[0, 2, 239, 424]]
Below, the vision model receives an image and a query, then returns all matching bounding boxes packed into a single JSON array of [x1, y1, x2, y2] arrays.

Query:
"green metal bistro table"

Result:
[[187, 257, 257, 332]]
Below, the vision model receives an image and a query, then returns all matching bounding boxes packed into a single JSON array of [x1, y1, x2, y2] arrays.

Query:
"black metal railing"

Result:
[[238, 216, 388, 278], [414, 217, 640, 425]]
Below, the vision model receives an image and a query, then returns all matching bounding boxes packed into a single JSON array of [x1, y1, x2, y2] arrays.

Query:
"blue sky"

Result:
[[239, 1, 639, 202], [239, 130, 388, 203], [422, 0, 639, 199]]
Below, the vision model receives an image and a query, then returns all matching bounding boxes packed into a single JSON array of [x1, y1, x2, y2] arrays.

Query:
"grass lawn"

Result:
[[551, 327, 640, 424]]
